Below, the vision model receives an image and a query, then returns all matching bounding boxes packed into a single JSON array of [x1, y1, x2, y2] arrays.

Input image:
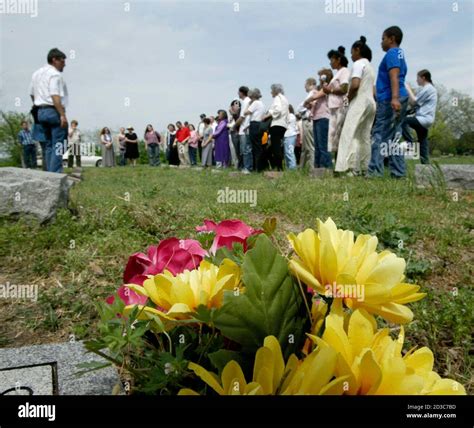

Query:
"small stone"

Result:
[[264, 171, 283, 179]]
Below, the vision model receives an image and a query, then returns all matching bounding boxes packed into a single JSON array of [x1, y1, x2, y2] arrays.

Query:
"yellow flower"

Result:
[[288, 217, 426, 324], [179, 336, 348, 395], [124, 259, 240, 324], [308, 304, 466, 395]]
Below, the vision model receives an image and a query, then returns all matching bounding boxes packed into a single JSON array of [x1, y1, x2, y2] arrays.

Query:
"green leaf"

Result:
[[192, 304, 219, 324], [208, 350, 243, 375], [74, 361, 112, 378], [262, 217, 277, 236], [214, 234, 306, 358]]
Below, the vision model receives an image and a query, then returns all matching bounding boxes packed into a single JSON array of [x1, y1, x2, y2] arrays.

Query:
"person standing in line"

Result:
[[197, 114, 206, 161], [213, 110, 231, 168], [188, 124, 199, 166], [244, 88, 266, 172], [117, 127, 127, 166], [336, 36, 376, 175], [144, 124, 161, 166], [234, 86, 252, 173], [295, 113, 303, 164], [175, 121, 191, 166], [166, 123, 179, 166], [297, 78, 317, 170], [368, 25, 409, 178], [100, 127, 116, 167], [29, 48, 69, 173], [67, 120, 81, 168], [262, 84, 289, 171], [283, 105, 299, 170], [228, 99, 242, 168], [125, 126, 139, 166], [403, 69, 437, 164], [324, 46, 350, 157], [305, 70, 332, 169], [201, 118, 213, 168], [32, 122, 48, 171], [18, 121, 37, 169], [209, 116, 217, 132]]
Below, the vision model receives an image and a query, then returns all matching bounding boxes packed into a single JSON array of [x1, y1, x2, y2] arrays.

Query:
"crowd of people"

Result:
[[24, 25, 438, 178]]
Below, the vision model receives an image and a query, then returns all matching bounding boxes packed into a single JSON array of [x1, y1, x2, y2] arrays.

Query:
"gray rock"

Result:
[[415, 164, 474, 189], [0, 167, 69, 223], [0, 341, 121, 395], [310, 168, 332, 178], [264, 171, 283, 179]]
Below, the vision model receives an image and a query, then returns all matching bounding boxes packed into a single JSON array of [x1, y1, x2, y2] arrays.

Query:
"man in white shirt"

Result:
[[244, 88, 266, 172], [30, 48, 69, 173], [233, 86, 252, 173]]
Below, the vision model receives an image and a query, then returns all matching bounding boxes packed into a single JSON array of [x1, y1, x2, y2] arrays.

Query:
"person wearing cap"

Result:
[[29, 48, 69, 173], [125, 126, 139, 166]]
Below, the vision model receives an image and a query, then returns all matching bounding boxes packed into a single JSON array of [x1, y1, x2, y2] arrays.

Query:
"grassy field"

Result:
[[0, 157, 473, 393]]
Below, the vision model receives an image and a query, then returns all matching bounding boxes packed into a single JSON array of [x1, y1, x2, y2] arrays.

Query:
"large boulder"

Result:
[[415, 164, 474, 190], [0, 167, 70, 223]]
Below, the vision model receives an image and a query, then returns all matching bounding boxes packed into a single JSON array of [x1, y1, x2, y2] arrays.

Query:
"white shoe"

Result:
[[241, 169, 251, 175]]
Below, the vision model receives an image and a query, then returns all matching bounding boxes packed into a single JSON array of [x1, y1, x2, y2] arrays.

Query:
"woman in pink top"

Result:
[[188, 124, 199, 166], [324, 46, 350, 156], [305, 68, 333, 168]]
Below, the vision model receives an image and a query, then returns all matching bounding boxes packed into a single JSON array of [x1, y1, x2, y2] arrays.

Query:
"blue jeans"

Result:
[[284, 135, 297, 170], [313, 118, 331, 168], [38, 107, 67, 173], [369, 97, 408, 177], [231, 132, 242, 168], [119, 150, 126, 166], [402, 116, 429, 164], [189, 146, 197, 165], [23, 144, 37, 169], [240, 133, 253, 171], [147, 144, 160, 166]]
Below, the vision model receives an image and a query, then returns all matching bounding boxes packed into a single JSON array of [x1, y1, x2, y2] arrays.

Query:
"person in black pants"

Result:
[[245, 88, 267, 172]]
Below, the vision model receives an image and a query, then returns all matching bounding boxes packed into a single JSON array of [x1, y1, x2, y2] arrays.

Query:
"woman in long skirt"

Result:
[[213, 110, 230, 168], [336, 37, 376, 175], [166, 124, 179, 166], [100, 127, 116, 167]]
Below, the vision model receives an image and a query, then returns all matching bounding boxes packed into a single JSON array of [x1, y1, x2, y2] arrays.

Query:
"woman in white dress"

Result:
[[336, 36, 376, 175]]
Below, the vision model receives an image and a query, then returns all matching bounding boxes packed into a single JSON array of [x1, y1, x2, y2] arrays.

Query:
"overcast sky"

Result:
[[0, 0, 473, 134]]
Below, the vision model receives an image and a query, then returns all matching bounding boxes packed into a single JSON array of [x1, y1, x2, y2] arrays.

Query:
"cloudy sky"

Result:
[[0, 0, 472, 134]]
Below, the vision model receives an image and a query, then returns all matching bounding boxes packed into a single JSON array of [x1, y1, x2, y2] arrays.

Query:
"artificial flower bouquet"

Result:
[[86, 218, 466, 395]]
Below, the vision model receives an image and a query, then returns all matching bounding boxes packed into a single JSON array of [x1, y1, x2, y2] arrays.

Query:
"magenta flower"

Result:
[[196, 219, 262, 255], [106, 237, 207, 306]]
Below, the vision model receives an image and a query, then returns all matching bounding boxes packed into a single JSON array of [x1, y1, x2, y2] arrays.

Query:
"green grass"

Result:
[[0, 161, 473, 392]]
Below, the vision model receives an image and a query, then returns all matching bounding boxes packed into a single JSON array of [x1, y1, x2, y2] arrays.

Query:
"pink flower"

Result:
[[196, 219, 262, 255], [123, 237, 208, 283], [106, 238, 207, 306]]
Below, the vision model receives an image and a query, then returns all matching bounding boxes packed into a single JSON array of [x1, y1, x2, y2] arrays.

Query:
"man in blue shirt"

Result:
[[18, 121, 37, 169], [369, 26, 409, 178]]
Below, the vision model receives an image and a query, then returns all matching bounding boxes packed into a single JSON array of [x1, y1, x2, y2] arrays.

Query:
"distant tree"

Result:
[[0, 111, 30, 166], [428, 85, 474, 154]]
